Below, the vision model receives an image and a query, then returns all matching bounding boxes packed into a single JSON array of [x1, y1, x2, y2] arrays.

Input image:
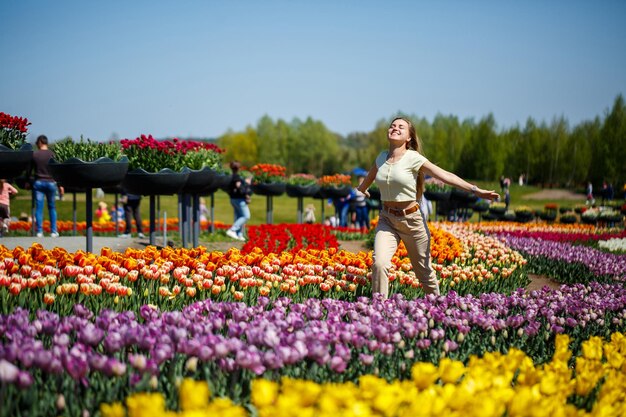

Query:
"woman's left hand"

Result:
[[476, 188, 500, 201]]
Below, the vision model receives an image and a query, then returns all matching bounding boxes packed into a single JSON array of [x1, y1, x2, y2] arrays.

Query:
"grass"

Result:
[[7, 181, 617, 227], [8, 190, 334, 226]]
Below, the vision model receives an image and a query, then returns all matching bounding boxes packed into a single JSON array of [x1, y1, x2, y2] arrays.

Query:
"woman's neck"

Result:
[[388, 143, 406, 156]]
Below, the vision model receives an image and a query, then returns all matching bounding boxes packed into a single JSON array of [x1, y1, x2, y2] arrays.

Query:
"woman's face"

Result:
[[388, 119, 411, 145]]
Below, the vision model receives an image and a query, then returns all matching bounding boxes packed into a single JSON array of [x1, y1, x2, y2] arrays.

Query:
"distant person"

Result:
[[607, 183, 614, 201], [199, 197, 209, 223], [119, 191, 144, 238], [504, 187, 511, 210], [586, 182, 595, 205], [111, 204, 124, 224], [31, 135, 63, 237], [419, 193, 433, 220], [499, 176, 506, 192], [0, 179, 18, 236], [95, 201, 111, 224], [353, 177, 370, 232], [225, 161, 250, 241], [304, 203, 316, 224], [518, 174, 524, 186]]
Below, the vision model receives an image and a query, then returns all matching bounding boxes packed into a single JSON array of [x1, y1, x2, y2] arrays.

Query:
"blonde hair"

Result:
[[391, 117, 425, 200]]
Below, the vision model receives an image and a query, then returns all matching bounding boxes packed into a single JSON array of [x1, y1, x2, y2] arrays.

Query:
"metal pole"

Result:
[[163, 211, 167, 247], [149, 195, 156, 246], [210, 193, 215, 233], [266, 196, 271, 224], [178, 194, 184, 247], [193, 194, 200, 248], [297, 197, 303, 224], [31, 191, 36, 236], [114, 193, 119, 236], [72, 192, 77, 236], [185, 194, 192, 248], [85, 189, 93, 253]]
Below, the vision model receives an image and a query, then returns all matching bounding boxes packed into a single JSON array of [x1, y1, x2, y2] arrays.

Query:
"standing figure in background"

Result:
[[0, 179, 18, 236], [119, 192, 144, 238], [225, 161, 250, 241], [31, 135, 63, 237], [353, 177, 370, 232], [586, 182, 595, 205], [199, 197, 209, 223], [304, 203, 316, 224]]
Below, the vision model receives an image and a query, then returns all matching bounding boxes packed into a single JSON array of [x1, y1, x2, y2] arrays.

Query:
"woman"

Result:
[[31, 135, 63, 238], [357, 117, 499, 298], [225, 161, 251, 241]]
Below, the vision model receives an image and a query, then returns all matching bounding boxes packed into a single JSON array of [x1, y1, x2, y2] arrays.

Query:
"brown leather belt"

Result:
[[382, 204, 420, 217]]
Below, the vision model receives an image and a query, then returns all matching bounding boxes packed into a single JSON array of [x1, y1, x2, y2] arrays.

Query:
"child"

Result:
[[96, 201, 111, 224], [0, 179, 18, 235], [304, 203, 316, 224]]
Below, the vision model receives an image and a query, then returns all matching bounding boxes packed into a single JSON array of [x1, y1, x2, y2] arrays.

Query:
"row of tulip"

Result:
[[95, 331, 626, 417], [0, 224, 528, 315], [7, 219, 229, 234], [1, 284, 625, 416], [493, 234, 626, 285]]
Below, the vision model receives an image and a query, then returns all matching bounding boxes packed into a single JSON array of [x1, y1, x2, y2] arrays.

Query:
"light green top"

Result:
[[375, 149, 428, 202]]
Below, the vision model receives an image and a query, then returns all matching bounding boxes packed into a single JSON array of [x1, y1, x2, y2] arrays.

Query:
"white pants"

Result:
[[372, 208, 440, 298]]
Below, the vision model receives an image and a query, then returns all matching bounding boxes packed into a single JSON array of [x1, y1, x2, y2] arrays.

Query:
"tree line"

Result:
[[217, 95, 625, 188]]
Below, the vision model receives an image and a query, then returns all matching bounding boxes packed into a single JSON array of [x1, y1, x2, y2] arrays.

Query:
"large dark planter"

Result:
[[252, 182, 286, 196], [181, 167, 219, 194], [489, 207, 507, 216], [101, 184, 124, 194], [450, 188, 478, 206], [470, 201, 490, 213], [539, 211, 557, 222], [424, 190, 451, 202], [560, 215, 577, 224], [48, 157, 129, 189], [286, 183, 320, 198], [581, 216, 598, 225], [319, 185, 352, 199], [515, 212, 535, 223], [0, 144, 33, 179], [197, 173, 231, 196], [122, 168, 190, 195]]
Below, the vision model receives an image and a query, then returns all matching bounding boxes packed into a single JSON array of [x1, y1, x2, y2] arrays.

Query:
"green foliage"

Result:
[[287, 173, 318, 186], [51, 136, 123, 162], [212, 94, 625, 188], [181, 147, 223, 170], [0, 129, 28, 150]]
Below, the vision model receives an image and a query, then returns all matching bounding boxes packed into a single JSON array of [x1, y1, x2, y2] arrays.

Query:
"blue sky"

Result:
[[1, 0, 625, 142]]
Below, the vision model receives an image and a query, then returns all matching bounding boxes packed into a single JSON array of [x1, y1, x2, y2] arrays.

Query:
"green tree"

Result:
[[217, 127, 258, 167], [596, 94, 626, 185]]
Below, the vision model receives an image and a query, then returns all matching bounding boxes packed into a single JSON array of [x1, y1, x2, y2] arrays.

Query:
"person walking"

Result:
[[31, 135, 63, 237], [225, 161, 251, 241], [119, 191, 144, 238], [357, 117, 499, 298]]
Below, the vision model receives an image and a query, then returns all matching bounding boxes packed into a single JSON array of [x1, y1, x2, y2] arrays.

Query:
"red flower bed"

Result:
[[242, 224, 338, 254]]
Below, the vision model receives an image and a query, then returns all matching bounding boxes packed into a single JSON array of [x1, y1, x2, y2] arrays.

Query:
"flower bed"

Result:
[[2, 221, 626, 416], [2, 284, 626, 416]]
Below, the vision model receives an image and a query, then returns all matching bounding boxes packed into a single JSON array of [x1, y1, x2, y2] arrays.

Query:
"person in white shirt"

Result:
[[357, 117, 499, 298]]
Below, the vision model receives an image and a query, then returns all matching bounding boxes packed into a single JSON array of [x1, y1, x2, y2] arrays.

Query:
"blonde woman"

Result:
[[357, 117, 499, 298]]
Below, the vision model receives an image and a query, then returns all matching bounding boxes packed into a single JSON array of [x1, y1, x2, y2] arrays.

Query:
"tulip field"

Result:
[[1, 221, 626, 416]]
